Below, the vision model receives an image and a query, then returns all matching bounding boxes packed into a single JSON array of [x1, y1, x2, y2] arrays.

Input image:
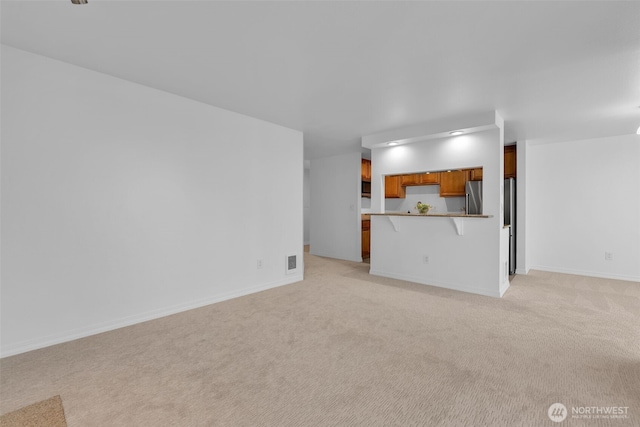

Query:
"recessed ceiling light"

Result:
[[387, 142, 399, 146], [637, 125, 640, 135], [449, 131, 463, 136]]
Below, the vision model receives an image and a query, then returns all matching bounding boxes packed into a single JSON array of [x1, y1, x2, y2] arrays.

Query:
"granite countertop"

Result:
[[369, 212, 493, 218]]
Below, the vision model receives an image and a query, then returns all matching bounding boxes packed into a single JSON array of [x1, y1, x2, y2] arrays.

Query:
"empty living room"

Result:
[[1, 1, 639, 426]]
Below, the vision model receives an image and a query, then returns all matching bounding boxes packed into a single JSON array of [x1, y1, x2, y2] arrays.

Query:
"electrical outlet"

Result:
[[604, 252, 613, 261], [257, 259, 263, 269], [423, 255, 430, 264]]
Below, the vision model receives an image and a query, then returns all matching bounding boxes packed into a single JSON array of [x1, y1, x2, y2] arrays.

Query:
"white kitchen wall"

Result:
[[371, 130, 503, 219], [385, 185, 465, 214], [0, 46, 304, 356], [310, 152, 362, 262], [528, 134, 640, 281], [361, 196, 372, 211]]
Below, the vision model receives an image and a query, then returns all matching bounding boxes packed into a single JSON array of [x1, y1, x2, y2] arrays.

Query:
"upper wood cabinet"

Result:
[[419, 172, 440, 184], [504, 145, 516, 179], [385, 175, 406, 198], [361, 159, 372, 182], [401, 174, 421, 186], [469, 168, 483, 181], [401, 172, 440, 186], [439, 170, 468, 197]]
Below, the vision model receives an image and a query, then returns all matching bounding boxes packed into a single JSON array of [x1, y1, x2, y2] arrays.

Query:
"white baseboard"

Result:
[[531, 265, 640, 283], [369, 270, 503, 298], [1, 274, 303, 358]]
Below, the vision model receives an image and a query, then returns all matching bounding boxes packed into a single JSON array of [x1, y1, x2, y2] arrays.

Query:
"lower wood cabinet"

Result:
[[362, 216, 370, 259]]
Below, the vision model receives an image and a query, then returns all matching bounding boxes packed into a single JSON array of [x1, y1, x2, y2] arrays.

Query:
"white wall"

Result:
[[0, 46, 304, 356], [309, 152, 361, 262], [303, 167, 311, 245], [369, 127, 509, 297], [528, 134, 640, 281], [516, 139, 530, 274]]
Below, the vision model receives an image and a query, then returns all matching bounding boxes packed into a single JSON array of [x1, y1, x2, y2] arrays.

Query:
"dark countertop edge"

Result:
[[370, 213, 493, 218]]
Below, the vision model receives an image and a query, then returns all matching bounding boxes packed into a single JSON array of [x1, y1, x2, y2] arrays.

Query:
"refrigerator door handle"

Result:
[[465, 194, 469, 214]]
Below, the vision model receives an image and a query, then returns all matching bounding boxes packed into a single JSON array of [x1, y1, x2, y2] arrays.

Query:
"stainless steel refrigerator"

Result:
[[504, 178, 516, 275], [465, 181, 483, 215]]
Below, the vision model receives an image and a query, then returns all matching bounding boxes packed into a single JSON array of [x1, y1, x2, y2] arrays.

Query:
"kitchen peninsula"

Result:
[[372, 212, 491, 217], [362, 112, 511, 298]]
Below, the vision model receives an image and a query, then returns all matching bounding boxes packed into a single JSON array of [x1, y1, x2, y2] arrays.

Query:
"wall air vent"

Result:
[[286, 254, 298, 275]]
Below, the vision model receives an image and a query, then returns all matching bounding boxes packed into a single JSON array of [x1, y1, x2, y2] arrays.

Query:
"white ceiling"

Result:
[[2, 0, 639, 158]]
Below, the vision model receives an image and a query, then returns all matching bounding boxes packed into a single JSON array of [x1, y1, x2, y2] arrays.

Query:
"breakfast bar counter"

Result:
[[370, 212, 493, 218], [368, 212, 510, 298]]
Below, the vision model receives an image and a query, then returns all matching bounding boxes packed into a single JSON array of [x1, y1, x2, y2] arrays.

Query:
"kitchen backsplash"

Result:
[[361, 197, 371, 210], [385, 185, 465, 214]]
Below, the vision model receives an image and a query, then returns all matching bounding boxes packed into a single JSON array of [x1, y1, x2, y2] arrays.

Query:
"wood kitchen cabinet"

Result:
[[504, 145, 516, 178], [401, 172, 440, 186], [361, 158, 372, 198], [419, 172, 440, 184], [361, 215, 370, 259], [439, 170, 468, 197], [361, 158, 372, 182], [385, 175, 406, 198], [469, 168, 483, 181], [401, 174, 421, 186]]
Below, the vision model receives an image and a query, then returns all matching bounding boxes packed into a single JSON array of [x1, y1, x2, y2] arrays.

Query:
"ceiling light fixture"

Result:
[[637, 125, 640, 135], [71, 0, 88, 4], [449, 131, 463, 136], [387, 142, 399, 146]]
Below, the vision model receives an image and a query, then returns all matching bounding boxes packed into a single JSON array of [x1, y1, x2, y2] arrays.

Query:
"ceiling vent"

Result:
[[71, 0, 88, 4]]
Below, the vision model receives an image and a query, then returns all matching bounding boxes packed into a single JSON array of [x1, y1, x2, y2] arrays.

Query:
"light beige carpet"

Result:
[[1, 253, 639, 426], [0, 395, 66, 427]]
